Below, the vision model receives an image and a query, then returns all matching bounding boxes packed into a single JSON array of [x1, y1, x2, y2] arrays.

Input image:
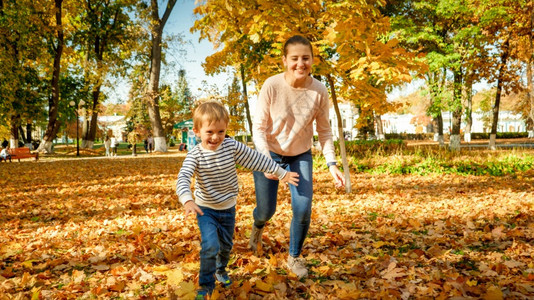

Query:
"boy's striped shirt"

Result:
[[176, 138, 287, 210]]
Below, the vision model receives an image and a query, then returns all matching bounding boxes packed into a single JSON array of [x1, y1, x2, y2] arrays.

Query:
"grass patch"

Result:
[[318, 143, 534, 176]]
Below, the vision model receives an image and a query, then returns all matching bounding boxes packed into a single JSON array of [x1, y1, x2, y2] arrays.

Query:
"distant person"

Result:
[[1, 139, 8, 149], [104, 136, 111, 157], [1, 146, 12, 162], [143, 138, 149, 153], [176, 101, 299, 298], [110, 136, 118, 157], [147, 135, 154, 153]]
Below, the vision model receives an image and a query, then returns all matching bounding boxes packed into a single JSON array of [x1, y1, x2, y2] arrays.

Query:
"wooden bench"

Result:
[[8, 147, 39, 162]]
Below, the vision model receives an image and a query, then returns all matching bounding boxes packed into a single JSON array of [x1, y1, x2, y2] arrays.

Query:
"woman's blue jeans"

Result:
[[252, 150, 313, 257], [196, 206, 235, 290]]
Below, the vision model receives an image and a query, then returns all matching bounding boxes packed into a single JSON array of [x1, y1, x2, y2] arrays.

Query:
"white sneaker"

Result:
[[287, 256, 308, 279], [248, 225, 264, 252]]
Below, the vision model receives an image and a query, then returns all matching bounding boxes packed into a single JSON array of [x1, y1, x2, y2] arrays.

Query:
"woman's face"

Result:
[[283, 43, 313, 82]]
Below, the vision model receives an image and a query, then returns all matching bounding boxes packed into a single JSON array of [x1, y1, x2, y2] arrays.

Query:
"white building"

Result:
[[326, 102, 527, 138], [327, 103, 359, 140], [97, 115, 127, 141]]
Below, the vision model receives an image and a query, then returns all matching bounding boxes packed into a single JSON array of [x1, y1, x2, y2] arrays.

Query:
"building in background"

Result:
[[325, 102, 527, 139]]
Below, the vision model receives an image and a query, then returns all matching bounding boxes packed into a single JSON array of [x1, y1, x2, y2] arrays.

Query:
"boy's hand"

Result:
[[280, 171, 299, 186], [263, 173, 279, 180], [184, 200, 203, 216]]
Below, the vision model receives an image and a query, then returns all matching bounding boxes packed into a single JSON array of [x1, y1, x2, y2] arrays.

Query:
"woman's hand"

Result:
[[184, 200, 203, 216], [329, 165, 346, 188]]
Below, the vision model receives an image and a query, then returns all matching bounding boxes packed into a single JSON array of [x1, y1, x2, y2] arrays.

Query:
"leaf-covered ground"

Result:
[[1, 154, 533, 299]]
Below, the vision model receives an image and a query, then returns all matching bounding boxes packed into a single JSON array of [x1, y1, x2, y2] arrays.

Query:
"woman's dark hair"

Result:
[[283, 35, 313, 57]]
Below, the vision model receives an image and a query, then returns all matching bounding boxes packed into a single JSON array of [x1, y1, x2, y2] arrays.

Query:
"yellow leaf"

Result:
[[0, 243, 22, 259], [22, 260, 37, 269], [255, 280, 274, 292], [483, 286, 503, 300], [211, 289, 221, 299], [250, 33, 261, 43], [269, 255, 277, 267], [373, 241, 387, 248], [166, 269, 184, 286], [466, 280, 478, 286], [175, 281, 195, 297], [31, 287, 40, 300], [132, 225, 143, 235], [152, 265, 170, 274]]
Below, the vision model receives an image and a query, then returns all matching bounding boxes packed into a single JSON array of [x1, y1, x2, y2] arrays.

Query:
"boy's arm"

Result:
[[233, 139, 292, 180], [176, 153, 199, 208]]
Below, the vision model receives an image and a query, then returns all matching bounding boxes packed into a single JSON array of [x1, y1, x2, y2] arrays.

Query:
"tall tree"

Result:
[[193, 0, 424, 193], [475, 0, 527, 149], [192, 1, 274, 138], [144, 0, 176, 152], [37, 0, 65, 153], [224, 75, 246, 138], [0, 0, 48, 149], [71, 0, 137, 149]]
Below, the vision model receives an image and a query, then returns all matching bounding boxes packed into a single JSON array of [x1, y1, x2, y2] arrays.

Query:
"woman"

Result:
[[249, 35, 345, 279]]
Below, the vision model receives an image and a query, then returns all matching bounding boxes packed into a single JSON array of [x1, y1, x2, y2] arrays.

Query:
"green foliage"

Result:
[[334, 139, 406, 158], [316, 145, 534, 176], [470, 132, 529, 139]]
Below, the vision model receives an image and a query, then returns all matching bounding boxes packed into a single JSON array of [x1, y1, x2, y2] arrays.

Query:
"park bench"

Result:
[[8, 147, 39, 162]]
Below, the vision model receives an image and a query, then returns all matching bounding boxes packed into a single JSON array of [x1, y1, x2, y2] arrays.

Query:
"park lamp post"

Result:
[[69, 100, 85, 157]]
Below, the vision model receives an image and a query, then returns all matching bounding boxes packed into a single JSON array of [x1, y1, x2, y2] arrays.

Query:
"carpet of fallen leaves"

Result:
[[1, 154, 533, 300]]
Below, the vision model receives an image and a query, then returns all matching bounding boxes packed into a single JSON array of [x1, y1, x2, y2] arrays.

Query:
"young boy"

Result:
[[176, 100, 299, 299]]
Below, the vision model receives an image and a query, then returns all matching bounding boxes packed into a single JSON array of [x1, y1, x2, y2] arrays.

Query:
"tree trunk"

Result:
[[375, 114, 385, 140], [10, 115, 20, 148], [82, 87, 100, 149], [240, 63, 253, 140], [26, 123, 32, 146], [450, 70, 463, 151], [433, 114, 444, 145], [146, 0, 176, 153], [428, 71, 445, 146], [18, 125, 27, 144], [326, 74, 351, 194], [37, 0, 63, 154], [464, 74, 473, 143], [527, 5, 534, 137], [490, 38, 510, 150]]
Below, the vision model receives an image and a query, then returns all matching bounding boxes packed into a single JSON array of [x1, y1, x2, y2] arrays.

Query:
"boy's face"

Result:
[[193, 117, 227, 151]]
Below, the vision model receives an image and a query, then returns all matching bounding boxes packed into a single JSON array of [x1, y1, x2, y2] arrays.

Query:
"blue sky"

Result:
[[163, 0, 229, 96], [106, 0, 229, 104], [105, 0, 491, 106]]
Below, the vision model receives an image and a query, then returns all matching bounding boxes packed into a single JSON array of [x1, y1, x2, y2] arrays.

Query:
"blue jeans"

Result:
[[197, 206, 236, 289], [253, 150, 313, 257]]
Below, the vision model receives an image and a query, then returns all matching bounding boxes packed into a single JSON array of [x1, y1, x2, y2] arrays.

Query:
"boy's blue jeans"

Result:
[[197, 206, 235, 290], [252, 150, 313, 257]]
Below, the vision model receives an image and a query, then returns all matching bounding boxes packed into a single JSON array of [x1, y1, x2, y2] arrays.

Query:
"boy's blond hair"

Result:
[[193, 100, 230, 130]]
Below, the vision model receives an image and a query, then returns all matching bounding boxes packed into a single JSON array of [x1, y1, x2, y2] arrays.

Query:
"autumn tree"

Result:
[[171, 69, 194, 127], [0, 0, 56, 150], [68, 0, 138, 149], [474, 0, 532, 148], [192, 0, 276, 138], [143, 0, 177, 152], [224, 75, 246, 138], [193, 0, 425, 193], [385, 0, 485, 150], [34, 0, 67, 153]]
